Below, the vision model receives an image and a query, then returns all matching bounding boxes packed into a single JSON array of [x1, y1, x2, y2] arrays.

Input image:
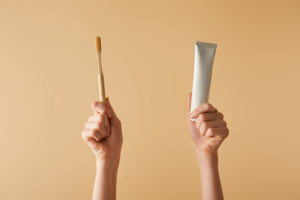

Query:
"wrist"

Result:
[[96, 154, 120, 169], [194, 142, 218, 158], [195, 149, 219, 165], [96, 150, 121, 161], [96, 159, 120, 178]]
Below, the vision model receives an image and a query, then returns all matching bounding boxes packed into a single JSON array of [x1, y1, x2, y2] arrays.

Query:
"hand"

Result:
[[82, 97, 123, 161], [187, 93, 229, 155]]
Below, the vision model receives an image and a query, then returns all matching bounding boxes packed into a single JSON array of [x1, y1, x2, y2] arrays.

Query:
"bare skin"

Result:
[[188, 93, 229, 200], [82, 97, 123, 200], [82, 94, 229, 200]]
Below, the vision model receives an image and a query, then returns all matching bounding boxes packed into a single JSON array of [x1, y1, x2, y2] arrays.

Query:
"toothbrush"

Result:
[[95, 36, 106, 104]]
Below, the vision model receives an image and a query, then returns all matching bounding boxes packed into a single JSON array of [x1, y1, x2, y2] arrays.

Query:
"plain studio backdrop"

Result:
[[1, 0, 299, 199]]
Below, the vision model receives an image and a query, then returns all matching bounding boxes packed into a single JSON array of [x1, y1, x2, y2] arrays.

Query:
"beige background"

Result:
[[1, 0, 300, 199]]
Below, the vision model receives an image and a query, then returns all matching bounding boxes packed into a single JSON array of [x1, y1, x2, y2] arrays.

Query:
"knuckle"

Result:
[[200, 122, 208, 135], [202, 121, 208, 129], [220, 128, 229, 138], [101, 107, 109, 115], [209, 128, 217, 135], [225, 128, 230, 136], [94, 114, 100, 121], [99, 114, 108, 123], [195, 121, 200, 130], [115, 118, 122, 126], [207, 128, 213, 136], [96, 123, 102, 131], [196, 119, 201, 129], [198, 128, 204, 135], [99, 113, 105, 120], [203, 103, 210, 110], [199, 114, 205, 122], [219, 112, 224, 119], [91, 129, 98, 137]]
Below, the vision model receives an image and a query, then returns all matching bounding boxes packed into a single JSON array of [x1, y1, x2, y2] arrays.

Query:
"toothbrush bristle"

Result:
[[96, 36, 101, 51]]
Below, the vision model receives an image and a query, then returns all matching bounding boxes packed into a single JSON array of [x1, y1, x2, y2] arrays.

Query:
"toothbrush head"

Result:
[[96, 36, 101, 51]]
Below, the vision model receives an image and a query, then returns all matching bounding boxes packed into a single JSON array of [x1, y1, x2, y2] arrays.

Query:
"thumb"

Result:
[[92, 101, 112, 118]]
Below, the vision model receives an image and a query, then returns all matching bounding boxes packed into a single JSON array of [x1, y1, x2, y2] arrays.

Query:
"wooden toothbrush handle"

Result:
[[98, 72, 106, 104]]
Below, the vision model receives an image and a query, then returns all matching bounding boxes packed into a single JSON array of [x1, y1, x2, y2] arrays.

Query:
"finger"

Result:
[[84, 122, 109, 138], [106, 97, 121, 126], [190, 103, 217, 119], [88, 114, 99, 122], [92, 101, 112, 118], [206, 127, 229, 139], [88, 114, 111, 136], [106, 97, 116, 117], [89, 113, 109, 124], [199, 120, 227, 136], [88, 114, 104, 122], [99, 113, 111, 137], [81, 129, 102, 142], [195, 112, 224, 129]]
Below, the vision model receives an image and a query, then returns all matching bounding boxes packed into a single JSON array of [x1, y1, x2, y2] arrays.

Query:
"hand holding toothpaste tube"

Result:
[[189, 41, 229, 154], [188, 93, 229, 154], [188, 93, 228, 200], [188, 41, 228, 200]]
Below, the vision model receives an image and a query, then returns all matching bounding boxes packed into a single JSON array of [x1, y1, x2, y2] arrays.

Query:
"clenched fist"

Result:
[[187, 93, 229, 154], [82, 97, 123, 161]]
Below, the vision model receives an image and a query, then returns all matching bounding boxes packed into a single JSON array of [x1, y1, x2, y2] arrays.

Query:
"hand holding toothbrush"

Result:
[[82, 98, 123, 161], [81, 37, 123, 200], [82, 98, 123, 200]]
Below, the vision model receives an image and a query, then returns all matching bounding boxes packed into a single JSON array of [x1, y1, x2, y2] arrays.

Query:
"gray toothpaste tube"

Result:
[[190, 41, 217, 121]]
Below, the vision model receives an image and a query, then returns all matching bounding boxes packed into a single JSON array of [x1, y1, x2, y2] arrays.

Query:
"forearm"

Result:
[[92, 156, 120, 200], [196, 151, 224, 200]]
